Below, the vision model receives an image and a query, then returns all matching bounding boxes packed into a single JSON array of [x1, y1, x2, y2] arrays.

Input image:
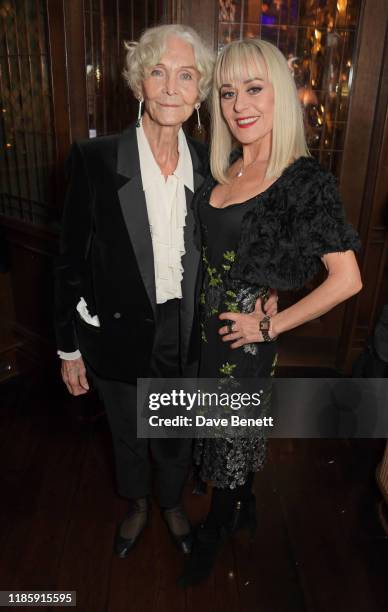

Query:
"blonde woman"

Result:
[[180, 39, 362, 586]]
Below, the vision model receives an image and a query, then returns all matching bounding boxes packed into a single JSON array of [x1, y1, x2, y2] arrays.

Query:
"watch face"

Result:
[[260, 319, 270, 331]]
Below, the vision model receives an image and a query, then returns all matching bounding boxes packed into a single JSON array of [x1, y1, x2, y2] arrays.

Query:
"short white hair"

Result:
[[210, 39, 310, 184], [123, 24, 214, 102]]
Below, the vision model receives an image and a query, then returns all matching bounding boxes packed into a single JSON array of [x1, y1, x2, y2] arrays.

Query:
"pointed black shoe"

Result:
[[114, 497, 149, 558], [162, 505, 193, 555], [177, 521, 225, 588]]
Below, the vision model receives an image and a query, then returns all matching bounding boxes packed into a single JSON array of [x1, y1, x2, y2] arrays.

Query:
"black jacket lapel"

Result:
[[180, 138, 207, 369], [117, 125, 157, 317], [117, 125, 208, 365]]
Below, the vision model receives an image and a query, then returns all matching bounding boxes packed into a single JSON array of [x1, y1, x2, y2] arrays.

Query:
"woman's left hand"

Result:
[[219, 297, 277, 348], [263, 289, 278, 317]]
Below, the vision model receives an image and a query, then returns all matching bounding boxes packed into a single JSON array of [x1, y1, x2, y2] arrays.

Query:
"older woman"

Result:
[[180, 39, 362, 586], [54, 24, 216, 558]]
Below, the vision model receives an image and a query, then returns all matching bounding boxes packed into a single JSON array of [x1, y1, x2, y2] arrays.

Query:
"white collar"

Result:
[[136, 122, 194, 193]]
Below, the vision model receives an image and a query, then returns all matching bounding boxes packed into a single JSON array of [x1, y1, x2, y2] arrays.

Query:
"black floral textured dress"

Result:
[[193, 179, 278, 489], [192, 155, 361, 490]]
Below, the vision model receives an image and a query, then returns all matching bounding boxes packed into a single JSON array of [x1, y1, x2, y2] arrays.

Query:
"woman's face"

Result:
[[142, 36, 200, 128], [219, 58, 274, 148]]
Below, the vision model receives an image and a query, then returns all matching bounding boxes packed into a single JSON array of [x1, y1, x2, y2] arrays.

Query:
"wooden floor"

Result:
[[0, 379, 387, 612]]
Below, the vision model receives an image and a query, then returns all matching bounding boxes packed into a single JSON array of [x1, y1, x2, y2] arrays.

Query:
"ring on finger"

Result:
[[227, 321, 235, 334]]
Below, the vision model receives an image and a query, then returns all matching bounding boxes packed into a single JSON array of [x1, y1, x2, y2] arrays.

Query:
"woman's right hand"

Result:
[[61, 356, 90, 395]]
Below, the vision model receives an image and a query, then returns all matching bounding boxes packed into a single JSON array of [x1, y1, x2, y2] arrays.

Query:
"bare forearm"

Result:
[[272, 271, 362, 337], [217, 252, 361, 348]]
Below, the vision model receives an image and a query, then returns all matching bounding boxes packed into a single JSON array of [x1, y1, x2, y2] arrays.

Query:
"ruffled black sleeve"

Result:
[[296, 169, 361, 261], [230, 157, 361, 291]]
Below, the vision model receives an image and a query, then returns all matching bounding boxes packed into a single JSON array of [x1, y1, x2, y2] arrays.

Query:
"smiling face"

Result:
[[141, 36, 200, 128], [219, 55, 274, 149]]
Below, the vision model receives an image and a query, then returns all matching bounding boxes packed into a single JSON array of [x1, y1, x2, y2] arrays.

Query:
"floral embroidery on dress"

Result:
[[195, 197, 278, 490], [200, 237, 270, 361], [219, 362, 237, 377]]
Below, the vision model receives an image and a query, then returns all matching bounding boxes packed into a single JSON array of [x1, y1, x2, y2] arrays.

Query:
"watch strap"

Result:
[[259, 315, 275, 342]]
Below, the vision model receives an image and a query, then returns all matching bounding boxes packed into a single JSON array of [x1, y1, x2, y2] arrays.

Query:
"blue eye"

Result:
[[248, 86, 262, 94], [150, 68, 163, 76], [221, 90, 235, 99], [180, 72, 193, 80]]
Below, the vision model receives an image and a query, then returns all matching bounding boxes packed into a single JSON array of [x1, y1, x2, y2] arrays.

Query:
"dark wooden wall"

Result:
[[336, 0, 388, 371]]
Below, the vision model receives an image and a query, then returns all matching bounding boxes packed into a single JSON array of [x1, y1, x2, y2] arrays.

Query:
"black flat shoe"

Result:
[[162, 505, 193, 555], [114, 497, 149, 558], [177, 522, 225, 588]]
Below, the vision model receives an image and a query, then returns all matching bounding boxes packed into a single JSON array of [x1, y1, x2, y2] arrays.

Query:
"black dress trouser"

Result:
[[87, 299, 192, 508]]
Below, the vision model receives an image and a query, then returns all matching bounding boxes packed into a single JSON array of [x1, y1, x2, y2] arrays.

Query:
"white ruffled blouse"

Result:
[[137, 121, 193, 303]]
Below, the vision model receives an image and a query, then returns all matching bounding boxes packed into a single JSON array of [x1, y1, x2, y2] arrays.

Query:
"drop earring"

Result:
[[136, 97, 143, 128], [195, 102, 202, 132]]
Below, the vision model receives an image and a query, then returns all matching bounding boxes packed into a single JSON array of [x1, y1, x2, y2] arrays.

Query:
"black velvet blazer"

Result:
[[193, 155, 361, 291], [54, 124, 208, 383]]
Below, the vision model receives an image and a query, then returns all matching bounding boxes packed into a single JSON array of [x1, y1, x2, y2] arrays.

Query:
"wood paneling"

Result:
[[337, 3, 388, 371], [46, 0, 91, 145], [0, 217, 57, 372], [179, 0, 218, 50]]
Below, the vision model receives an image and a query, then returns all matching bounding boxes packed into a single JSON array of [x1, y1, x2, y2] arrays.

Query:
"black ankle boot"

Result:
[[177, 519, 225, 588], [228, 493, 257, 538], [178, 483, 256, 587]]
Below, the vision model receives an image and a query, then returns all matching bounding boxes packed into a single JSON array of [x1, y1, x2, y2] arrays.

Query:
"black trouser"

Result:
[[87, 299, 192, 508]]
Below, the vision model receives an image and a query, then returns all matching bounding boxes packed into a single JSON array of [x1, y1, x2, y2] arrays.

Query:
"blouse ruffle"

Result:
[[146, 177, 187, 300]]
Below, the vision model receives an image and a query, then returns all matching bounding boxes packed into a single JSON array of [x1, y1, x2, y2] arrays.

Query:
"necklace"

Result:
[[235, 157, 261, 178]]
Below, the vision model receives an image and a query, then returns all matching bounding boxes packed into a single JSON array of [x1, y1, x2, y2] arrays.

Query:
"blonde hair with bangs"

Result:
[[123, 24, 214, 102], [211, 39, 310, 184]]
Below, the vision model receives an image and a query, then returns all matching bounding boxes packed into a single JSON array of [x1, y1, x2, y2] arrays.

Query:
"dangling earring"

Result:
[[136, 97, 143, 128], [195, 102, 202, 132]]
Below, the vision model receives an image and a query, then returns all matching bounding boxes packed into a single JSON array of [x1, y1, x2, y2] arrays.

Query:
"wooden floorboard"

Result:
[[234, 466, 307, 612], [0, 387, 88, 592], [0, 383, 387, 612], [267, 439, 388, 612]]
